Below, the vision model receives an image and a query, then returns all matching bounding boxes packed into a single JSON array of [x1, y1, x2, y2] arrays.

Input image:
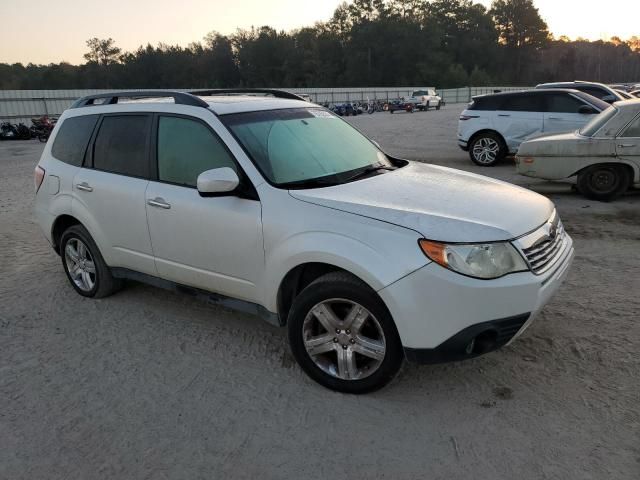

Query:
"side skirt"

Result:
[[111, 267, 283, 327]]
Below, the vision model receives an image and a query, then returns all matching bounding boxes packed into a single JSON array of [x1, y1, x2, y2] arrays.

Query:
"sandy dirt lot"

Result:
[[1, 107, 639, 479]]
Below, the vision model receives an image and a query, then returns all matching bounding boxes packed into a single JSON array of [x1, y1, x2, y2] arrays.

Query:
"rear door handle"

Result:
[[548, 116, 562, 120], [147, 197, 171, 209], [76, 182, 93, 192], [618, 144, 635, 148], [498, 114, 510, 117]]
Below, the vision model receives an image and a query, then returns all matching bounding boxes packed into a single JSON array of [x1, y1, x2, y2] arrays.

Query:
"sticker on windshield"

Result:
[[308, 109, 336, 119]]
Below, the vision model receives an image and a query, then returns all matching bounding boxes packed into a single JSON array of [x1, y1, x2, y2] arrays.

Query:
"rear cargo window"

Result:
[[51, 115, 98, 166]]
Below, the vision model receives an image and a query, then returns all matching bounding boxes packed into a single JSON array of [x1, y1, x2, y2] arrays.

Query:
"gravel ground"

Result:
[[1, 107, 639, 479]]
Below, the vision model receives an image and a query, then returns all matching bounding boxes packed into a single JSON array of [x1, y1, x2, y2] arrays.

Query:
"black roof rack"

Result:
[[188, 88, 305, 101], [70, 90, 209, 108]]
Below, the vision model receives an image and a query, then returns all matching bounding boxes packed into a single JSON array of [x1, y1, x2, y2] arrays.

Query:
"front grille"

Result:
[[522, 220, 566, 274]]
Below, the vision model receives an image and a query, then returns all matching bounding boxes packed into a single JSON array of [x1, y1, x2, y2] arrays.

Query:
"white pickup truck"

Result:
[[407, 89, 443, 111]]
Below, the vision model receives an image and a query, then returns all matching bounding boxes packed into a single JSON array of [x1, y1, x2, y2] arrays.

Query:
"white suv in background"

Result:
[[458, 89, 608, 166], [35, 89, 574, 393]]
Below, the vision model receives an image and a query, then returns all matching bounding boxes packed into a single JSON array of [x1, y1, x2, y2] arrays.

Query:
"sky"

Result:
[[0, 0, 637, 65]]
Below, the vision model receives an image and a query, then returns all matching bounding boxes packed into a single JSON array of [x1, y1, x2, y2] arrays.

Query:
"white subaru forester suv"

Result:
[[34, 90, 574, 393]]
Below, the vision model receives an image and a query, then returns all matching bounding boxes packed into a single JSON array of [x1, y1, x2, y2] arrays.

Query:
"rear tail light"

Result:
[[34, 165, 45, 193], [459, 115, 479, 121]]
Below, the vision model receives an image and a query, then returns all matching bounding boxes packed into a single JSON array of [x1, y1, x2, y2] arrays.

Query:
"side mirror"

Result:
[[602, 94, 616, 104], [197, 167, 239, 196], [578, 105, 597, 115]]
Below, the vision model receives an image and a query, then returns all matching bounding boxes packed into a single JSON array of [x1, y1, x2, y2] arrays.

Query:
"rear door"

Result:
[[616, 114, 640, 179], [494, 92, 544, 152], [542, 92, 598, 134], [72, 114, 156, 275]]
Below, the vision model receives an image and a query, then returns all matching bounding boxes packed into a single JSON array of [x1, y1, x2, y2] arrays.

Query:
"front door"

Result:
[[145, 114, 264, 302], [542, 92, 597, 134], [616, 113, 640, 177]]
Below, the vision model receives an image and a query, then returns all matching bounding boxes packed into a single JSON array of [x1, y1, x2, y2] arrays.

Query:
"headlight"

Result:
[[419, 239, 528, 279]]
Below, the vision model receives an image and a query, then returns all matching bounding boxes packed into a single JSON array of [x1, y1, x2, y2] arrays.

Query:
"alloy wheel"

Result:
[[302, 298, 386, 380], [473, 137, 500, 164], [64, 238, 96, 292]]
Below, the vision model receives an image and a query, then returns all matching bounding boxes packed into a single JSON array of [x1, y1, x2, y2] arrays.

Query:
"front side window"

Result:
[[222, 108, 391, 187], [621, 115, 640, 137], [157, 116, 237, 187], [51, 115, 98, 166], [544, 93, 585, 114], [579, 106, 618, 137], [93, 115, 150, 177]]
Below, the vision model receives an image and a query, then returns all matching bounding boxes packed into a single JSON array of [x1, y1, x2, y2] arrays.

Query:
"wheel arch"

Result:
[[468, 129, 508, 150], [573, 160, 638, 182], [276, 262, 380, 325], [51, 214, 82, 254]]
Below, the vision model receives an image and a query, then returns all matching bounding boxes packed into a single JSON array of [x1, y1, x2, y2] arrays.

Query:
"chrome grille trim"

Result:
[[515, 210, 568, 275]]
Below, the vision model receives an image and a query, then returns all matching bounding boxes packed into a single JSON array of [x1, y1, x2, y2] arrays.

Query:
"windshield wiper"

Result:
[[279, 175, 343, 189], [343, 164, 395, 183]]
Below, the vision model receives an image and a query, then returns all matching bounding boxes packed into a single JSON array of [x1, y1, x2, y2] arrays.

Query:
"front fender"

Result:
[[262, 229, 428, 313]]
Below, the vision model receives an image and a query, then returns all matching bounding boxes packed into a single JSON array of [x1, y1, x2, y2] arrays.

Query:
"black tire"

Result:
[[577, 164, 631, 202], [436, 103, 441, 110], [468, 132, 507, 166], [287, 271, 403, 394], [60, 225, 122, 298]]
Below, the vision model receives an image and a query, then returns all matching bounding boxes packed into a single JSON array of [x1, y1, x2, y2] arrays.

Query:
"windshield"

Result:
[[222, 108, 392, 187], [579, 106, 618, 137]]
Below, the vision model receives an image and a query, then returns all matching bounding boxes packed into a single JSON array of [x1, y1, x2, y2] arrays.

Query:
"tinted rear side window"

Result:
[[51, 115, 98, 166], [499, 94, 542, 112], [93, 115, 150, 178]]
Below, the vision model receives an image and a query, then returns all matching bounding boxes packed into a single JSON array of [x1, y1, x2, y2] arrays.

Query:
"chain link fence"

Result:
[[0, 86, 531, 124]]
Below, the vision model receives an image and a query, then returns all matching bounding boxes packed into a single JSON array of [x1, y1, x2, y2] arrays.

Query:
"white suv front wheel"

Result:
[[287, 272, 403, 393]]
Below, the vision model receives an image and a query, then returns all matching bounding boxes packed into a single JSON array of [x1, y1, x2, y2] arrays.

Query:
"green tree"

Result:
[[490, 0, 549, 82], [83, 38, 122, 65]]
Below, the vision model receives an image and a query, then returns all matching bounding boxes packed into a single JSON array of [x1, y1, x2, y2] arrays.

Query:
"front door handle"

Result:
[[147, 197, 171, 209], [548, 116, 562, 120], [76, 182, 93, 192], [498, 114, 510, 117], [618, 144, 635, 148]]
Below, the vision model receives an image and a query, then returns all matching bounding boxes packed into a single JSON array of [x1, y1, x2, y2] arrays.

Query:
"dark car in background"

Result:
[[536, 81, 626, 104]]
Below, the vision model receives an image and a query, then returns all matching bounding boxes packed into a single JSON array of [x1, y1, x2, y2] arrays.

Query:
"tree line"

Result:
[[1, 0, 639, 90]]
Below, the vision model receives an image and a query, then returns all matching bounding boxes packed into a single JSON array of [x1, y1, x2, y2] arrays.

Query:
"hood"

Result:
[[518, 131, 615, 157], [289, 162, 554, 243]]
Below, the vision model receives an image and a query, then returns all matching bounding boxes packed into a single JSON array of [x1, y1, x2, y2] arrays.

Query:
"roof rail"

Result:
[[188, 88, 305, 101], [70, 90, 209, 109]]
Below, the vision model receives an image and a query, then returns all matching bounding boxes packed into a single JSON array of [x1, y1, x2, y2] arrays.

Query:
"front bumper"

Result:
[[378, 235, 574, 361], [404, 313, 530, 364], [457, 139, 469, 151]]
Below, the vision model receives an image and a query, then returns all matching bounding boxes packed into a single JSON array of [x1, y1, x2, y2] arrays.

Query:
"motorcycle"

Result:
[[0, 122, 19, 140], [30, 115, 56, 142]]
